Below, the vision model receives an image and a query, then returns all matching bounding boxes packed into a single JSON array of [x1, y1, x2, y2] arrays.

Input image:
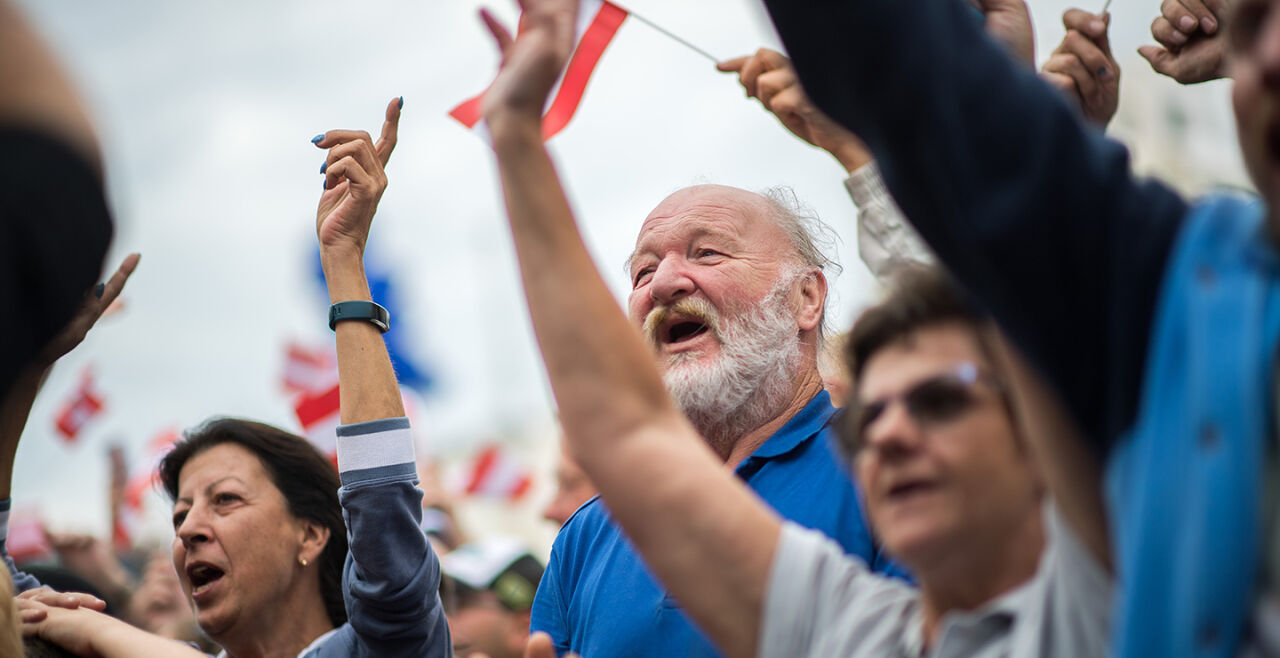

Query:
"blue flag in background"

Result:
[[313, 250, 435, 393]]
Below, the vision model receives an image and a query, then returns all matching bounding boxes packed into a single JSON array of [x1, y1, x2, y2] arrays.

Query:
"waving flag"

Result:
[[450, 0, 629, 140], [54, 369, 105, 443], [294, 382, 341, 459], [462, 444, 534, 502]]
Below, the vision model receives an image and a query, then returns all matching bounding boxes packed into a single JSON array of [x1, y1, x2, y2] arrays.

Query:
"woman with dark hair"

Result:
[[14, 99, 453, 657]]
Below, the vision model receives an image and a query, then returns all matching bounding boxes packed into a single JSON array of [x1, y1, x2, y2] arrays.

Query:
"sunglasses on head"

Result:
[[851, 362, 1002, 448]]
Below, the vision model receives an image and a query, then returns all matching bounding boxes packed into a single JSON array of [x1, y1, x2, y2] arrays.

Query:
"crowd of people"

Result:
[[0, 0, 1273, 656]]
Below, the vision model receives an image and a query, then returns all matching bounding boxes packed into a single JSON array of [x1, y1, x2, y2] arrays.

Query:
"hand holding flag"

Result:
[[477, 0, 581, 133]]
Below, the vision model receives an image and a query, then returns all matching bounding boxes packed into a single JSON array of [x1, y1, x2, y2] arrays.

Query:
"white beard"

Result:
[[654, 274, 804, 456]]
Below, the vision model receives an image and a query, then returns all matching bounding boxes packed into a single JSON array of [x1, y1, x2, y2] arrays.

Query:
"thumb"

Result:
[[1138, 45, 1176, 77], [524, 632, 557, 658]]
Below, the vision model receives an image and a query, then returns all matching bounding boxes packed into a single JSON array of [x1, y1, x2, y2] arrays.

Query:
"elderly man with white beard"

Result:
[[527, 180, 908, 657]]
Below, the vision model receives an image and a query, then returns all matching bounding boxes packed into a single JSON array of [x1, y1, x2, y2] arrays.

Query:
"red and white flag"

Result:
[[462, 444, 533, 501], [54, 369, 105, 443], [450, 0, 629, 140], [282, 341, 339, 395], [294, 383, 341, 460]]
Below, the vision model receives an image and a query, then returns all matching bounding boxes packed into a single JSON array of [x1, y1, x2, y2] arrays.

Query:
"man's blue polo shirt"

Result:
[[530, 391, 908, 657]]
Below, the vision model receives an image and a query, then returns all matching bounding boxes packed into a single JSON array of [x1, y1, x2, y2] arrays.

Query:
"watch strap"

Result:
[[329, 301, 390, 333]]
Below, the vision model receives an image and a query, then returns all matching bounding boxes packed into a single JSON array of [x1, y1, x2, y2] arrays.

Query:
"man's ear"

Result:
[[297, 519, 331, 567], [795, 270, 827, 333]]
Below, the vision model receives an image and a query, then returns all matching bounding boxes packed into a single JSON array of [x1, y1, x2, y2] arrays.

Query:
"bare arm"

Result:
[[0, 0, 101, 173], [19, 597, 205, 658], [313, 99, 404, 424], [479, 4, 778, 656]]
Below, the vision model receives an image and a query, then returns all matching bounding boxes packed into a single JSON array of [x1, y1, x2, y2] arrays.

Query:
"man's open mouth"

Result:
[[665, 320, 709, 344]]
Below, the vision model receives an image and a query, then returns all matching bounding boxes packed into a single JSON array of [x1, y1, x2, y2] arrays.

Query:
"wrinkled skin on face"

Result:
[[853, 323, 1043, 572], [626, 185, 807, 370], [170, 443, 329, 645], [1230, 0, 1280, 238]]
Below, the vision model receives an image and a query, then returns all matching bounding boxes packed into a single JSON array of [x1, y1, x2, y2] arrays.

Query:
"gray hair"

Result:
[[757, 186, 842, 278], [759, 186, 841, 340]]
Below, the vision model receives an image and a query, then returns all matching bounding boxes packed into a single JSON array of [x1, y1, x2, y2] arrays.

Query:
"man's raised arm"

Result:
[[478, 2, 780, 656]]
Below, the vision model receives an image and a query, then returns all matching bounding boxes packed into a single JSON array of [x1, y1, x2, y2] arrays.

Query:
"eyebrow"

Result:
[[626, 227, 740, 273], [176, 476, 246, 504]]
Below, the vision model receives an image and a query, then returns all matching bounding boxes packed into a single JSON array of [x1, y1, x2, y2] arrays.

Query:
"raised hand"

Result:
[[717, 49, 872, 173], [976, 0, 1037, 67], [1042, 9, 1120, 127], [314, 97, 401, 259], [39, 253, 139, 368], [478, 0, 578, 128], [1139, 0, 1230, 83]]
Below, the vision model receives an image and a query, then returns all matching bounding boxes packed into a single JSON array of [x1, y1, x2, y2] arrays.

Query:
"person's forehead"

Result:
[[857, 323, 986, 400], [177, 442, 269, 493], [633, 186, 783, 252]]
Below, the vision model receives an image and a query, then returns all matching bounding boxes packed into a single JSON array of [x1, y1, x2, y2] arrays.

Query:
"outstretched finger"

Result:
[[99, 253, 140, 311], [716, 55, 749, 73], [480, 8, 515, 57], [376, 96, 402, 165]]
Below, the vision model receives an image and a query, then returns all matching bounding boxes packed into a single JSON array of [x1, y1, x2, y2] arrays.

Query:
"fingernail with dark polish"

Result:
[[93, 283, 105, 299], [398, 96, 404, 109], [1097, 67, 1110, 79], [311, 134, 325, 144], [322, 178, 328, 190], [320, 161, 328, 174]]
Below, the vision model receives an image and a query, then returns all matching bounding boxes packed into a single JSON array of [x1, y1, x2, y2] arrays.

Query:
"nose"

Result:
[[648, 257, 696, 306], [176, 506, 211, 549], [862, 399, 925, 459]]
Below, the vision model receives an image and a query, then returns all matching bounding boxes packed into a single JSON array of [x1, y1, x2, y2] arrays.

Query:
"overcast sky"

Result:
[[11, 0, 1245, 543]]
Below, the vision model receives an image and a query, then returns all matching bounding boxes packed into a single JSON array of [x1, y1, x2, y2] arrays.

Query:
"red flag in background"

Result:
[[462, 445, 533, 502], [450, 0, 629, 140], [294, 383, 341, 461], [121, 429, 180, 513], [54, 369, 105, 443]]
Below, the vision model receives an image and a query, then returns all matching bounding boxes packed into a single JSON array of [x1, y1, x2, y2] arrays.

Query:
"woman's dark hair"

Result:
[[158, 418, 348, 627], [841, 266, 991, 455]]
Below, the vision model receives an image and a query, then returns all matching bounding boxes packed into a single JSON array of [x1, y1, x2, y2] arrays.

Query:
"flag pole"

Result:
[[1101, 0, 1111, 14], [624, 9, 720, 63]]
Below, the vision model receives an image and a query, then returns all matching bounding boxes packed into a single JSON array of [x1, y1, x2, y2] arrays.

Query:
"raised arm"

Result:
[[1, 255, 137, 593], [479, 3, 779, 656], [312, 99, 451, 657], [763, 0, 1189, 449]]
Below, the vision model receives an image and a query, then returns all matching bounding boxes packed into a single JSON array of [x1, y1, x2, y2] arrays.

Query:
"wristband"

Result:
[[329, 301, 390, 333]]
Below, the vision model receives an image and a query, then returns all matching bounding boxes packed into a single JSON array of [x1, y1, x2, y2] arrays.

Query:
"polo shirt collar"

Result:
[[736, 390, 836, 467]]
